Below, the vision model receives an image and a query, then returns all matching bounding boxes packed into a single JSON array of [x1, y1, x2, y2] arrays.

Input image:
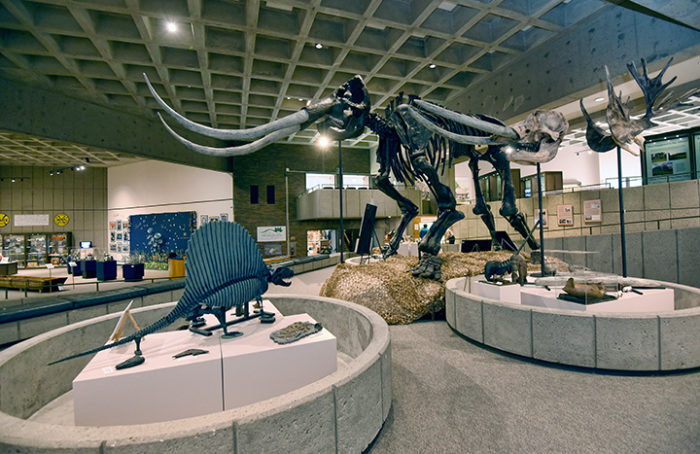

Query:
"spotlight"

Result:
[[429, 63, 436, 69], [315, 43, 323, 49], [11, 178, 16, 183], [166, 21, 177, 33], [49, 171, 54, 176], [318, 136, 329, 148]]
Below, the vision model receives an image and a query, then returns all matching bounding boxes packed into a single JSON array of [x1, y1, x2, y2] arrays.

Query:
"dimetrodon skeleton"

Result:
[[50, 221, 293, 368]]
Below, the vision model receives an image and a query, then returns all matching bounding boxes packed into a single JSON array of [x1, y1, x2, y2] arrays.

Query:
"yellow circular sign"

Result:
[[54, 213, 70, 226], [0, 213, 8, 227]]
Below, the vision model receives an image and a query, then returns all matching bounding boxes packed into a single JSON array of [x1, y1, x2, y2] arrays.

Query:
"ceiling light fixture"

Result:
[[315, 43, 323, 49], [429, 64, 437, 69], [166, 22, 177, 33], [594, 97, 605, 102], [317, 136, 329, 148]]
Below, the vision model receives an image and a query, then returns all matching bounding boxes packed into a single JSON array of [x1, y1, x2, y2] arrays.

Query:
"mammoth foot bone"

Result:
[[411, 254, 443, 280]]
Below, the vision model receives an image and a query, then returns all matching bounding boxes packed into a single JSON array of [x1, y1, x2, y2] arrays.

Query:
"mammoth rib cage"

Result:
[[404, 107, 496, 145], [413, 99, 519, 140], [145, 73, 309, 142]]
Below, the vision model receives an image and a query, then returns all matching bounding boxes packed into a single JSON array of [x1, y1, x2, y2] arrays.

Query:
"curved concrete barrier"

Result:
[[446, 277, 700, 372], [0, 295, 391, 453]]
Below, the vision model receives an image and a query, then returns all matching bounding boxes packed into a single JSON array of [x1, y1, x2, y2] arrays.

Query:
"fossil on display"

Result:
[[270, 322, 323, 345], [562, 278, 606, 298], [146, 75, 568, 280], [580, 58, 699, 155], [484, 253, 528, 286], [50, 222, 293, 369]]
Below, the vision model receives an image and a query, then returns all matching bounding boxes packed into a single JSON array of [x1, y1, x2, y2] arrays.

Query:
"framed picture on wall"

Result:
[[583, 199, 602, 223], [557, 204, 574, 226]]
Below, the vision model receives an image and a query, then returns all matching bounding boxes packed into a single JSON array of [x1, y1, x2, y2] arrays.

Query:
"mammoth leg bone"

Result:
[[506, 213, 539, 251], [469, 157, 501, 250], [411, 154, 465, 280], [485, 147, 517, 218], [373, 173, 418, 259]]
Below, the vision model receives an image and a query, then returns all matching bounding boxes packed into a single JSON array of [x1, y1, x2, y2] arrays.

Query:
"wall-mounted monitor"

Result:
[[80, 241, 92, 249], [643, 134, 691, 185]]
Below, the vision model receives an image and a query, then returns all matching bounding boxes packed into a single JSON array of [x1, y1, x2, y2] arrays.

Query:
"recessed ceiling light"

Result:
[[166, 22, 177, 33], [429, 64, 436, 69], [315, 43, 323, 49], [438, 1, 457, 12], [594, 97, 605, 102]]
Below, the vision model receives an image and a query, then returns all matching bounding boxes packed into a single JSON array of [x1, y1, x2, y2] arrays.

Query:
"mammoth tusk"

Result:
[[145, 73, 309, 141], [158, 113, 300, 156], [405, 108, 496, 145], [414, 99, 519, 140]]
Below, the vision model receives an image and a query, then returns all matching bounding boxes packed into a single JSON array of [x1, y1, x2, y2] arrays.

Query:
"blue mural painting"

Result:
[[129, 212, 197, 267]]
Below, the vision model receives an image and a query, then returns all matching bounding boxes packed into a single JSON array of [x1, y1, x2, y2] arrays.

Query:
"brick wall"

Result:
[[231, 143, 370, 256]]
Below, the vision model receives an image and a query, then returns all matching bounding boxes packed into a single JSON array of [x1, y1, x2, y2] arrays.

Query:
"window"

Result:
[[250, 185, 259, 204], [305, 173, 335, 190], [267, 185, 275, 204]]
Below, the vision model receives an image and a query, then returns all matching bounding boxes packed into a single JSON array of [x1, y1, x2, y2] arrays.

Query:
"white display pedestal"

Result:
[[73, 328, 222, 426], [73, 301, 336, 426], [222, 313, 337, 410], [472, 279, 522, 304], [397, 242, 418, 257], [520, 286, 674, 313]]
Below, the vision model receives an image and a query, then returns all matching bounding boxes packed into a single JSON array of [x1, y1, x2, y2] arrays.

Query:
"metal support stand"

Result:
[[617, 146, 628, 277], [338, 140, 344, 264], [285, 168, 290, 257], [537, 163, 545, 276]]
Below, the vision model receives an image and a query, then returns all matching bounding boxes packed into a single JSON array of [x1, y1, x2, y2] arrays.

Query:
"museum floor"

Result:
[[22, 266, 700, 453]]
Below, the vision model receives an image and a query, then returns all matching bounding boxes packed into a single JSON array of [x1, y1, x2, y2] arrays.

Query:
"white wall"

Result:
[[108, 160, 233, 260]]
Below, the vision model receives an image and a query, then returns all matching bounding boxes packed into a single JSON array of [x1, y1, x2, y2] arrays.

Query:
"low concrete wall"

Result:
[[446, 277, 700, 372], [1, 256, 340, 347], [0, 295, 391, 453]]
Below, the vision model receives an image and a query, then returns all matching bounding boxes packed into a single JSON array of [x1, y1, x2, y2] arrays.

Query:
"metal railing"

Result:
[[2, 276, 181, 301]]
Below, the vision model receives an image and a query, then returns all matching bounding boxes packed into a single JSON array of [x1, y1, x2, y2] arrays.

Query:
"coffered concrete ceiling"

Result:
[[0, 0, 698, 168]]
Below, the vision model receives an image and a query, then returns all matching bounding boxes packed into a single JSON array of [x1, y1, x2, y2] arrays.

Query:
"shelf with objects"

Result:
[[0, 232, 73, 269]]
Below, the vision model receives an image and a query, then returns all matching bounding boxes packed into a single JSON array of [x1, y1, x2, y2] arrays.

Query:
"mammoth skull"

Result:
[[408, 100, 568, 164], [144, 74, 370, 156], [507, 110, 569, 165]]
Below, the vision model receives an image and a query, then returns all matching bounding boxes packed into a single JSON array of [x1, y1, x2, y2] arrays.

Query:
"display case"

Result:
[[3, 234, 25, 268], [26, 234, 48, 268], [48, 233, 71, 265], [0, 232, 73, 268]]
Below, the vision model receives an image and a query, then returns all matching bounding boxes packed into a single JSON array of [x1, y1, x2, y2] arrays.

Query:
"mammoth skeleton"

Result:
[[145, 75, 568, 280]]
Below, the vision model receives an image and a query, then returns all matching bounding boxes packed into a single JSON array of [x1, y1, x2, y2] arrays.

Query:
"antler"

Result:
[[627, 58, 676, 121]]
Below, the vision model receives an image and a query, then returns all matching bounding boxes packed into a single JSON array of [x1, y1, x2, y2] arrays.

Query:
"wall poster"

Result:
[[583, 199, 602, 223], [557, 204, 574, 226], [257, 226, 286, 242]]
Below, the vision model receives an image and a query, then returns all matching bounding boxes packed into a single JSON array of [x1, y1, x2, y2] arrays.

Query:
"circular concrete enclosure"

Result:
[[445, 277, 700, 372], [0, 295, 391, 453]]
